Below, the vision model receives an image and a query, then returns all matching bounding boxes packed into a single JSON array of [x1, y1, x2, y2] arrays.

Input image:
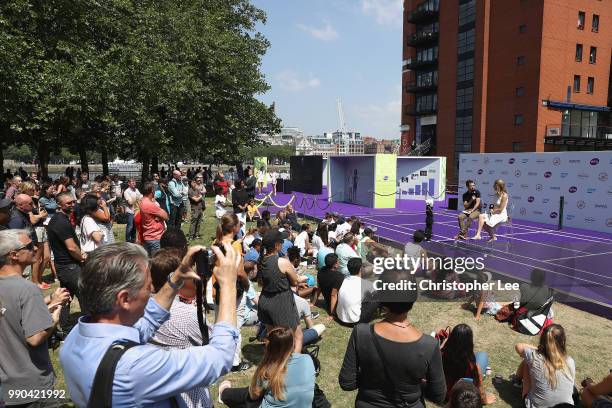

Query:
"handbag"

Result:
[[435, 326, 451, 345], [302, 344, 331, 408]]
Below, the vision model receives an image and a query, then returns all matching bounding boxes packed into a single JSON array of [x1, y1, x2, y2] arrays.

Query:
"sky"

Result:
[[251, 0, 403, 140]]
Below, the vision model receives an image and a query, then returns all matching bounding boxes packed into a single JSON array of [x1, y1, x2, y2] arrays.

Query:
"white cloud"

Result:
[[275, 70, 321, 92], [353, 99, 402, 138], [361, 0, 403, 28], [297, 20, 339, 41]]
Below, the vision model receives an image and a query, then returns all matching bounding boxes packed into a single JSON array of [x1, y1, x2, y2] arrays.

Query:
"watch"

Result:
[[167, 272, 184, 290]]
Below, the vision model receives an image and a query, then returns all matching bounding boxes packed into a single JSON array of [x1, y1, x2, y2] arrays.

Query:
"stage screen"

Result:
[[397, 157, 446, 201], [459, 151, 612, 233], [328, 155, 376, 207], [290, 155, 323, 194]]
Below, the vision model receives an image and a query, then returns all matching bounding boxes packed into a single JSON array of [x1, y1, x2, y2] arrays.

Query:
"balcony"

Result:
[[407, 31, 439, 47], [404, 57, 438, 70], [544, 124, 612, 148], [408, 8, 438, 24], [404, 104, 437, 116], [405, 79, 437, 93]]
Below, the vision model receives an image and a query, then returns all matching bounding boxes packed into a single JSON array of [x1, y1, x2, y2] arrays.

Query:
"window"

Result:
[[575, 44, 583, 61], [587, 77, 594, 94], [456, 87, 474, 111], [455, 115, 473, 153], [416, 94, 437, 113], [458, 0, 476, 26], [457, 58, 474, 82], [516, 87, 525, 96], [416, 70, 438, 87], [592, 14, 599, 32], [519, 24, 527, 33], [457, 28, 475, 54], [573, 75, 581, 92], [577, 11, 585, 29], [517, 56, 525, 65], [512, 142, 523, 152], [589, 46, 597, 64], [416, 46, 438, 63], [514, 115, 524, 126]]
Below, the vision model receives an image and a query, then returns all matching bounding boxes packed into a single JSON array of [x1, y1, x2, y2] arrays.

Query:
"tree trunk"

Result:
[[140, 153, 150, 185], [78, 143, 89, 173], [36, 139, 50, 179], [151, 155, 159, 174], [101, 147, 109, 176]]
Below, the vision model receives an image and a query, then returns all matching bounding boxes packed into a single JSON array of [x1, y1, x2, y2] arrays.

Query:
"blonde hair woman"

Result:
[[514, 324, 575, 407], [472, 179, 508, 241]]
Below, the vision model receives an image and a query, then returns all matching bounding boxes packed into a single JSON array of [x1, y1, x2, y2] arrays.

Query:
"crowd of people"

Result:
[[0, 166, 610, 408]]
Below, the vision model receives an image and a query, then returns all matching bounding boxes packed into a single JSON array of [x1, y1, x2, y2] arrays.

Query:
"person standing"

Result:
[[123, 178, 142, 243], [244, 168, 257, 199], [269, 170, 278, 196], [7, 194, 42, 281], [47, 192, 86, 331], [231, 180, 249, 236], [4, 176, 22, 201], [0, 198, 12, 231], [455, 180, 481, 240], [188, 176, 206, 240], [0, 229, 70, 407], [140, 182, 168, 256], [167, 170, 187, 229]]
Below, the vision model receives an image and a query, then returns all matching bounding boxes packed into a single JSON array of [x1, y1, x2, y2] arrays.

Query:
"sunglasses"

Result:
[[15, 242, 36, 252]]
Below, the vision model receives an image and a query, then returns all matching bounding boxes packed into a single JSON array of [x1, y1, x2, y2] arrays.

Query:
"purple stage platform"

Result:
[[256, 186, 612, 319]]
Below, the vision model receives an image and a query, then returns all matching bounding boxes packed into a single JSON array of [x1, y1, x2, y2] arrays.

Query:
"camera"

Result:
[[195, 244, 226, 279]]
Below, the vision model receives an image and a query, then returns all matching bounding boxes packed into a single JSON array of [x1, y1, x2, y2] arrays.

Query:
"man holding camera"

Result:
[[60, 242, 239, 407]]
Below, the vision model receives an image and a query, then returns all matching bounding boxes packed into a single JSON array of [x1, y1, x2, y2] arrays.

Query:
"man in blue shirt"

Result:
[[167, 170, 187, 229], [60, 242, 239, 407]]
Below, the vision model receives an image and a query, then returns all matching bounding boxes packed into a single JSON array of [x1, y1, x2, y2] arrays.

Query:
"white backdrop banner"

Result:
[[458, 152, 612, 234]]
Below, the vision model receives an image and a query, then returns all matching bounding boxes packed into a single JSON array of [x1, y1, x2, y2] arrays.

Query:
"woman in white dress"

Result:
[[257, 167, 266, 195], [269, 170, 278, 196], [472, 179, 508, 241]]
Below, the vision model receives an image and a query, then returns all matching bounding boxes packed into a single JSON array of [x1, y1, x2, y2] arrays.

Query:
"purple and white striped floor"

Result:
[[256, 186, 612, 319]]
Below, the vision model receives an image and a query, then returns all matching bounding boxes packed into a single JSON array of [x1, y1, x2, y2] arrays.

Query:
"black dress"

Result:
[[257, 254, 299, 329]]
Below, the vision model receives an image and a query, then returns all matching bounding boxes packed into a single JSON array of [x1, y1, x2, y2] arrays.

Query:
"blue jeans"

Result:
[[475, 351, 489, 376], [302, 328, 319, 346], [144, 240, 161, 256], [125, 213, 136, 243]]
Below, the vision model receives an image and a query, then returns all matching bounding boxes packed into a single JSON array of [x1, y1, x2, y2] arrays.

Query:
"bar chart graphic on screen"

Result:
[[404, 178, 435, 196]]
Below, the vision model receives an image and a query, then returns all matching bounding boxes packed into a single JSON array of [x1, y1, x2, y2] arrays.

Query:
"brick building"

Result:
[[401, 0, 612, 181]]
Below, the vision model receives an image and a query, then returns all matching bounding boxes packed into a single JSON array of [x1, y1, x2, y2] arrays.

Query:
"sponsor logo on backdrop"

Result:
[[522, 159, 529, 164], [482, 181, 490, 185], [462, 158, 467, 163], [569, 159, 581, 164], [566, 214, 575, 221], [550, 212, 558, 219], [471, 159, 478, 163], [577, 200, 586, 209], [501, 171, 509, 175], [599, 172, 608, 181], [552, 157, 561, 166], [488, 170, 496, 175], [542, 198, 550, 204], [508, 158, 515, 164], [577, 173, 589, 180], [429, 169, 436, 173], [383, 176, 389, 181], [478, 169, 484, 175], [608, 188, 612, 195], [466, 169, 473, 173], [527, 196, 535, 203], [594, 204, 608, 209], [507, 182, 513, 188], [527, 172, 538, 176], [587, 188, 597, 194], [494, 159, 503, 163], [515, 170, 522, 177], [484, 157, 490, 164], [590, 158, 599, 166], [568, 186, 577, 193], [584, 217, 596, 223], [533, 211, 543, 215], [521, 184, 529, 189], [511, 195, 522, 200], [549, 186, 560, 191], [536, 184, 543, 191], [544, 171, 552, 178], [520, 207, 527, 215], [536, 159, 546, 164], [560, 172, 569, 178], [607, 218, 612, 227]]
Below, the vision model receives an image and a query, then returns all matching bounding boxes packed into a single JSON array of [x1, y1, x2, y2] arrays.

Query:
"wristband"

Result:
[[167, 271, 185, 290]]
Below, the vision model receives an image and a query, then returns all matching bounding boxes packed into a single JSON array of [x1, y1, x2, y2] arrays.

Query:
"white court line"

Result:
[[360, 216, 611, 281], [543, 251, 612, 261]]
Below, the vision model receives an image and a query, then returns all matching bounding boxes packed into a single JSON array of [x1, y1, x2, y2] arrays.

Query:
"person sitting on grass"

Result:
[[315, 228, 333, 271], [218, 326, 316, 408], [462, 271, 502, 320], [449, 380, 483, 408], [261, 210, 272, 228], [336, 233, 359, 276], [245, 238, 262, 263], [287, 246, 319, 305], [580, 373, 612, 408], [336, 258, 375, 325], [291, 285, 325, 346], [429, 261, 465, 300], [294, 223, 313, 258], [441, 324, 496, 404], [513, 324, 576, 408], [317, 253, 345, 318], [246, 198, 261, 222]]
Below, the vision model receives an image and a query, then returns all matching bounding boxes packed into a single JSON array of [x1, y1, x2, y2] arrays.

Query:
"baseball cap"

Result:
[[0, 198, 12, 211]]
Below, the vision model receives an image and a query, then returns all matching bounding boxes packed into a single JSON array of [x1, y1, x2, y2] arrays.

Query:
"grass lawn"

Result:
[[44, 198, 612, 407]]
